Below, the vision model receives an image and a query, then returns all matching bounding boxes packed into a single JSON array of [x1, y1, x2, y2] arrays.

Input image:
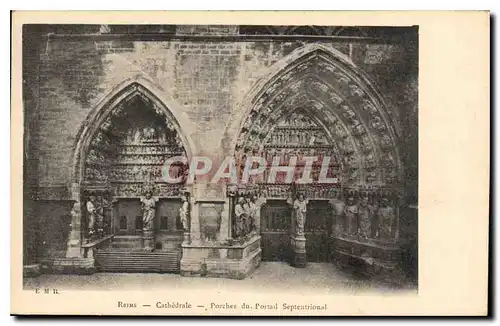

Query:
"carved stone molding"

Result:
[[36, 185, 72, 201], [68, 79, 195, 257], [83, 93, 188, 186], [234, 48, 402, 187]]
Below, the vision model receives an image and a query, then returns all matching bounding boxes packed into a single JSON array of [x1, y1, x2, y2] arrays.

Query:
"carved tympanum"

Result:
[[235, 49, 402, 188], [83, 94, 188, 198]]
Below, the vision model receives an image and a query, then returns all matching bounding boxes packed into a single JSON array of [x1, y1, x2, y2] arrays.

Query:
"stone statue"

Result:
[[96, 195, 105, 235], [358, 194, 371, 239], [142, 127, 158, 142], [103, 197, 114, 234], [344, 196, 359, 236], [234, 197, 247, 238], [378, 196, 396, 241], [292, 194, 308, 237], [86, 195, 97, 237], [242, 197, 252, 236], [84, 192, 110, 238], [71, 201, 81, 218], [140, 190, 158, 231], [179, 195, 190, 231], [141, 189, 158, 251], [368, 196, 380, 238], [243, 117, 253, 130], [330, 198, 346, 236], [248, 195, 258, 233], [371, 115, 385, 131]]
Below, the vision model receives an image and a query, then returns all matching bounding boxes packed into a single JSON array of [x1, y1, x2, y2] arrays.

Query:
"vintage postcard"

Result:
[[11, 11, 489, 316]]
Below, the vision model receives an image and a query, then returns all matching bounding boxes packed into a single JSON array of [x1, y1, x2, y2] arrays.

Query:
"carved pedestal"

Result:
[[290, 234, 307, 268], [180, 235, 261, 280], [39, 257, 97, 275], [180, 193, 261, 280], [23, 264, 42, 277], [183, 232, 190, 244], [331, 236, 405, 283], [142, 229, 155, 251], [66, 201, 84, 258]]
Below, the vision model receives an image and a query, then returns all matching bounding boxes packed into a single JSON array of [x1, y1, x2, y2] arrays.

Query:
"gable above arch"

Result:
[[72, 77, 199, 184], [229, 43, 403, 187]]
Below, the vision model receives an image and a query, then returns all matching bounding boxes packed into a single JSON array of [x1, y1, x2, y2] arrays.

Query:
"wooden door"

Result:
[[305, 200, 332, 262], [115, 199, 142, 235], [260, 200, 291, 262], [155, 199, 183, 233]]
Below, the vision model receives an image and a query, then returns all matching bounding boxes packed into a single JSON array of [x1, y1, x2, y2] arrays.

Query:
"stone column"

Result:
[[141, 195, 157, 252], [254, 197, 267, 234], [288, 197, 308, 268], [290, 234, 307, 268], [142, 229, 155, 251], [66, 182, 83, 258], [218, 200, 231, 242], [329, 198, 345, 237], [189, 184, 201, 245], [23, 191, 41, 276], [23, 202, 36, 264], [181, 187, 192, 245], [142, 203, 155, 251]]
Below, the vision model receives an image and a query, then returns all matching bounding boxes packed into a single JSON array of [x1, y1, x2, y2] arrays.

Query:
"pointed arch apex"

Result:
[[297, 43, 355, 66], [223, 41, 403, 187], [224, 42, 358, 156], [71, 75, 199, 186]]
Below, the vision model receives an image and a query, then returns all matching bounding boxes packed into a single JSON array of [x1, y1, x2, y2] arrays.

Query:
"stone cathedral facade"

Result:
[[22, 25, 418, 283]]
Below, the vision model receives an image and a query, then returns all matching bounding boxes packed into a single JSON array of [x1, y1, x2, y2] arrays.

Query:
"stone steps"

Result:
[[95, 250, 181, 273], [111, 236, 142, 249]]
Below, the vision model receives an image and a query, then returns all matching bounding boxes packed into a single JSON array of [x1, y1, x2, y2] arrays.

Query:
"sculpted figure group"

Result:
[[85, 187, 191, 250], [332, 192, 397, 242], [229, 189, 396, 243], [86, 194, 111, 238], [233, 195, 258, 238], [286, 193, 309, 237], [140, 190, 158, 233]]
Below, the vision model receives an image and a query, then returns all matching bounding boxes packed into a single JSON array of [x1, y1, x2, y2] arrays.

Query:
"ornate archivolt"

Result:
[[234, 46, 402, 187], [72, 79, 198, 188], [82, 90, 189, 198], [67, 80, 198, 256], [73, 81, 196, 199]]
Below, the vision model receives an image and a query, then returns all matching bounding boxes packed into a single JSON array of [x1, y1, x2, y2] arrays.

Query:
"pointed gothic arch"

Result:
[[225, 43, 403, 187], [72, 77, 198, 188], [66, 78, 198, 258], [225, 43, 405, 268]]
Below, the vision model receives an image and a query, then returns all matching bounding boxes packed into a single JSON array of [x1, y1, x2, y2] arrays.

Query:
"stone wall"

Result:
[[31, 200, 74, 259], [23, 25, 418, 263]]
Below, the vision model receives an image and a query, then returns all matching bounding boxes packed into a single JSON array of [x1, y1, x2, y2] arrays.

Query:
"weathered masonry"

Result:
[[23, 25, 418, 282]]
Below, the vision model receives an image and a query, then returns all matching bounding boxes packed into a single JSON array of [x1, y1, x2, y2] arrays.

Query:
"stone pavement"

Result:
[[23, 262, 417, 295]]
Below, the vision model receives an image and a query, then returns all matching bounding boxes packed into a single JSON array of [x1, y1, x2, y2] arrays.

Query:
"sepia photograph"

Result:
[[11, 11, 489, 316]]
